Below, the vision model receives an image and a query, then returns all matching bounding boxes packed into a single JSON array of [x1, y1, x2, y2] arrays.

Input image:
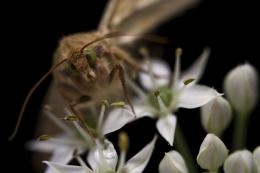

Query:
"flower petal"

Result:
[[121, 136, 157, 173], [181, 47, 210, 83], [87, 139, 118, 172], [159, 150, 188, 173], [133, 104, 156, 118], [27, 140, 59, 153], [44, 147, 75, 173], [156, 114, 177, 146], [43, 161, 91, 173], [102, 106, 135, 134], [253, 146, 260, 172], [27, 135, 84, 153], [178, 85, 220, 109], [49, 147, 75, 163], [139, 59, 171, 90]]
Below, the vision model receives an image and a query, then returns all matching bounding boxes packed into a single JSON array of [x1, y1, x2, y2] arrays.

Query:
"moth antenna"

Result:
[[80, 31, 169, 52], [8, 59, 68, 141]]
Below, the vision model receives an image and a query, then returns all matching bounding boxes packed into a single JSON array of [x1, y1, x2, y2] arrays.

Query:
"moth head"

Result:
[[80, 44, 112, 81]]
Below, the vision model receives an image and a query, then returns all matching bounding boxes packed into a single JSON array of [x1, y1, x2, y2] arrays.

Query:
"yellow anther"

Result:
[[110, 101, 125, 107], [38, 134, 50, 141], [183, 78, 195, 85], [118, 131, 129, 151]]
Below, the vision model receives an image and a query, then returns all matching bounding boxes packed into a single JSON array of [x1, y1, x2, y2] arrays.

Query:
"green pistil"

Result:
[[148, 86, 173, 110]]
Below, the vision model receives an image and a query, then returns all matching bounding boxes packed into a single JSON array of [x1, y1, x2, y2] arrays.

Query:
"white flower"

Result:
[[101, 105, 135, 135], [224, 150, 258, 173], [131, 48, 220, 145], [224, 63, 258, 115], [28, 104, 135, 173], [28, 134, 86, 173], [201, 96, 232, 136], [197, 134, 228, 171], [44, 136, 157, 173], [253, 146, 260, 173], [159, 150, 189, 173]]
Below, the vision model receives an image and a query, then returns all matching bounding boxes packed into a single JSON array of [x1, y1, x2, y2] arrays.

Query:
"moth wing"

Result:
[[35, 81, 68, 136], [99, 0, 200, 36]]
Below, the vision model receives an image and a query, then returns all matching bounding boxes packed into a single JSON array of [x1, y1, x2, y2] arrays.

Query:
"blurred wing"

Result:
[[35, 81, 68, 136], [43, 81, 68, 115], [99, 0, 200, 36]]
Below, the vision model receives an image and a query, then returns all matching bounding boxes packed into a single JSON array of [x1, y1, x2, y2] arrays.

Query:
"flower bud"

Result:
[[159, 150, 188, 173], [197, 134, 228, 171], [253, 146, 260, 172], [224, 150, 257, 173], [201, 96, 232, 136], [224, 63, 258, 115]]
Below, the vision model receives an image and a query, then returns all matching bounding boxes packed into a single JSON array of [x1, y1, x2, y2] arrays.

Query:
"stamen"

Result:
[[147, 60, 157, 89], [117, 132, 129, 170], [102, 99, 110, 108], [139, 47, 149, 59], [43, 105, 74, 136], [63, 115, 79, 122], [154, 89, 160, 97], [140, 47, 158, 89], [126, 77, 146, 100], [176, 47, 183, 57], [172, 47, 182, 96], [183, 78, 195, 85], [72, 121, 95, 147], [97, 102, 106, 137], [155, 92, 168, 113], [118, 132, 129, 152], [47, 137, 83, 147], [75, 155, 92, 172], [96, 140, 111, 169], [110, 101, 125, 107], [118, 151, 126, 171], [64, 107, 96, 143]]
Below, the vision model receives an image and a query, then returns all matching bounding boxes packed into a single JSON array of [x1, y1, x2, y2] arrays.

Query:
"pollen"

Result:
[[183, 78, 195, 85], [38, 134, 50, 141], [63, 115, 79, 122], [110, 101, 125, 107]]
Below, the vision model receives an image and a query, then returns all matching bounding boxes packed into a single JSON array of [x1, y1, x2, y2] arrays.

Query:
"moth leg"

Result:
[[69, 98, 96, 140], [111, 46, 144, 72], [69, 95, 94, 123], [109, 64, 136, 115]]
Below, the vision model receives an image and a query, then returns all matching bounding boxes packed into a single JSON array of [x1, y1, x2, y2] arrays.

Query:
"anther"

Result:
[[110, 101, 125, 107], [183, 78, 195, 85], [154, 90, 160, 97], [38, 134, 50, 141], [63, 115, 79, 122]]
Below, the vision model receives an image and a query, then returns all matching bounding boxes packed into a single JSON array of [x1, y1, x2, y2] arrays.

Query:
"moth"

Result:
[[9, 0, 199, 140]]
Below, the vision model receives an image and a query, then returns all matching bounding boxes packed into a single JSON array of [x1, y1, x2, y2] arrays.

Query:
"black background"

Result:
[[2, 0, 260, 173]]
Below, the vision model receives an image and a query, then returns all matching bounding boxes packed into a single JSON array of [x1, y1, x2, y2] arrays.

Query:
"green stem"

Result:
[[232, 112, 249, 150], [175, 125, 198, 173]]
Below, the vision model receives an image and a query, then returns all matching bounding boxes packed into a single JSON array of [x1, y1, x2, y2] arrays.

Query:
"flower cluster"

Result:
[[28, 47, 259, 173]]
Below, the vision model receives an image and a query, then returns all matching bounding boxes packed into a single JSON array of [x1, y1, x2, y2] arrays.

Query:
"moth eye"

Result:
[[64, 63, 79, 76], [83, 48, 96, 66]]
